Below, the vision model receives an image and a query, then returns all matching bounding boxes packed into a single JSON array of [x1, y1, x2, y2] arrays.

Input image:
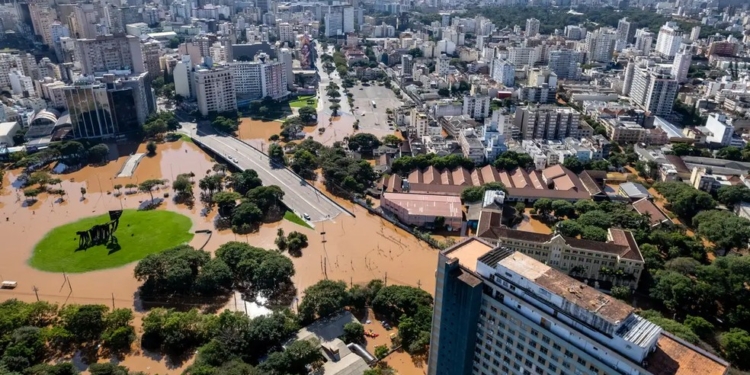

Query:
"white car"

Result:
[[303, 213, 311, 220]]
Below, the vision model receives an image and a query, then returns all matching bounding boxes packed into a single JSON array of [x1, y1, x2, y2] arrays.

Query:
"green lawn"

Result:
[[30, 210, 194, 273], [289, 96, 317, 108], [284, 211, 313, 229]]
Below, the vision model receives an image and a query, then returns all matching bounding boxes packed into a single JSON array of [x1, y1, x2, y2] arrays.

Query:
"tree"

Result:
[[562, 157, 585, 174], [134, 245, 211, 297], [259, 339, 323, 374], [437, 88, 450, 97], [298, 106, 317, 124], [581, 226, 607, 241], [610, 286, 631, 301], [268, 143, 285, 163], [348, 133, 382, 155], [298, 280, 350, 323], [577, 210, 612, 229], [574, 200, 598, 215], [245, 185, 284, 213], [717, 146, 743, 161], [684, 315, 714, 340], [231, 201, 263, 229], [213, 191, 241, 216], [551, 200, 574, 219], [228, 169, 262, 195], [146, 141, 157, 156], [172, 175, 193, 198], [144, 119, 168, 138], [533, 198, 553, 217], [557, 220, 583, 237], [290, 149, 318, 180], [80, 187, 86, 198], [381, 134, 401, 146], [717, 184, 750, 208], [139, 179, 164, 201], [87, 144, 110, 164], [720, 328, 750, 369], [59, 304, 108, 343], [650, 271, 695, 312], [342, 322, 364, 344], [286, 231, 308, 255], [374, 345, 389, 359], [23, 188, 41, 202], [654, 181, 715, 220], [692, 210, 750, 253]]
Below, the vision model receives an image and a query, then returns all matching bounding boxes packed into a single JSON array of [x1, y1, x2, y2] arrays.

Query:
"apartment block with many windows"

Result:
[[427, 238, 730, 375], [194, 66, 237, 116]]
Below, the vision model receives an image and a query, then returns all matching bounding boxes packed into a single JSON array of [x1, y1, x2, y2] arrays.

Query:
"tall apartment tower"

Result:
[[671, 47, 692, 83], [616, 17, 636, 44], [427, 238, 730, 375], [142, 40, 163, 79], [547, 49, 583, 80], [634, 29, 655, 54], [194, 66, 237, 116], [525, 18, 540, 37], [491, 59, 515, 87], [629, 61, 679, 116], [74, 34, 145, 75], [655, 22, 683, 57], [690, 26, 701, 42], [29, 3, 58, 47], [401, 54, 414, 77], [585, 28, 617, 63]]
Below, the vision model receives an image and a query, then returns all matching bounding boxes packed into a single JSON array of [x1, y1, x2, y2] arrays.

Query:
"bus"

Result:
[[371, 100, 376, 108]]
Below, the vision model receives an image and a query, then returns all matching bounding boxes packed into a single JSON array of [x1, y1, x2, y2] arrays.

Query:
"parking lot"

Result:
[[349, 83, 404, 139]]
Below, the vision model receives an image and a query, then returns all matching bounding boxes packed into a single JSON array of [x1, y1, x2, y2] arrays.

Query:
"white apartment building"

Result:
[[278, 22, 295, 44], [671, 48, 691, 83], [230, 54, 289, 101], [507, 46, 539, 67], [463, 93, 490, 120], [459, 129, 485, 164], [9, 70, 34, 96], [29, 3, 57, 47], [655, 22, 683, 57], [436, 54, 451, 76], [585, 28, 617, 63], [705, 113, 734, 146], [629, 62, 679, 116], [491, 59, 514, 87], [0, 53, 22, 88], [74, 34, 145, 75], [548, 49, 583, 80], [194, 66, 237, 116], [634, 28, 654, 54], [513, 105, 580, 140], [173, 55, 192, 99]]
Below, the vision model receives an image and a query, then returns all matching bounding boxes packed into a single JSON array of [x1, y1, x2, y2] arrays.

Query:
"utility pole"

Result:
[[385, 272, 387, 286], [33, 286, 39, 301], [111, 293, 115, 309]]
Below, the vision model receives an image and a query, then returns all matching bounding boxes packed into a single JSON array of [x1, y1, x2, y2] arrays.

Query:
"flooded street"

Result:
[[0, 139, 439, 374]]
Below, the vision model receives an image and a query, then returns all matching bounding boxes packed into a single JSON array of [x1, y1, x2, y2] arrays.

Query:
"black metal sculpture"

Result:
[[77, 210, 123, 249]]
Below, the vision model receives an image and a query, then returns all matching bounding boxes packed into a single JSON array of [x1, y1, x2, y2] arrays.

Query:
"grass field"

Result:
[[30, 210, 194, 273], [284, 211, 313, 229], [289, 96, 317, 108]]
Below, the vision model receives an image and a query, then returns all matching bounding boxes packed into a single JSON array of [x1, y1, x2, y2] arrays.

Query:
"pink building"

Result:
[[380, 193, 462, 229]]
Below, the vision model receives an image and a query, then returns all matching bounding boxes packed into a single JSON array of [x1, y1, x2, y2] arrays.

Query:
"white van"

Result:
[[1, 281, 17, 289]]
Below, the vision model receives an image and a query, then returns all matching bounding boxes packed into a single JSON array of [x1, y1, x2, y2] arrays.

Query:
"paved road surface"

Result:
[[179, 123, 348, 223]]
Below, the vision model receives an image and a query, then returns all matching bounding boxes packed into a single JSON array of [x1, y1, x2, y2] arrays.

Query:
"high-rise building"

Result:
[[622, 59, 635, 96], [9, 70, 34, 96], [142, 40, 162, 79], [690, 26, 701, 42], [436, 54, 451, 76], [629, 61, 679, 116], [616, 17, 636, 44], [343, 6, 354, 34], [463, 92, 490, 120], [49, 22, 70, 62], [491, 59, 514, 87], [655, 22, 683, 57], [401, 54, 413, 77], [75, 34, 145, 75], [525, 18, 540, 37], [278, 48, 294, 90], [194, 66, 237, 116], [547, 49, 583, 80], [427, 237, 730, 375], [173, 55, 192, 98], [507, 46, 540, 67], [671, 47, 692, 83], [634, 28, 654, 54], [229, 53, 289, 101], [0, 53, 22, 89], [278, 22, 295, 44], [513, 105, 580, 140], [63, 73, 151, 139], [29, 3, 58, 47], [585, 28, 617, 63], [71, 3, 100, 39], [563, 25, 585, 40]]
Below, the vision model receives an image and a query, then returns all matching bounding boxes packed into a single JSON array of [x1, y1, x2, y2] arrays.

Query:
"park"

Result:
[[30, 209, 193, 273]]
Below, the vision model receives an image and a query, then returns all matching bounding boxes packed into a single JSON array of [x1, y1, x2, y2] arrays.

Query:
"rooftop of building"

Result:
[[381, 192, 462, 219], [443, 237, 495, 273], [476, 223, 644, 262], [632, 198, 670, 226], [292, 311, 372, 375], [646, 332, 729, 375]]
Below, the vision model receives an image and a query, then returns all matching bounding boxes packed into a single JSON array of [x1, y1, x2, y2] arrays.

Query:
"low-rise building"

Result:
[[380, 192, 462, 229]]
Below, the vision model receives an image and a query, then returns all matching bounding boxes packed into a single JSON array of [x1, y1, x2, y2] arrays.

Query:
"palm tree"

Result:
[[212, 163, 227, 174], [569, 265, 585, 278]]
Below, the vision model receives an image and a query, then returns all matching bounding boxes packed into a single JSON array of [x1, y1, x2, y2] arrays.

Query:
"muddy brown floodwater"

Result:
[[0, 139, 440, 374]]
